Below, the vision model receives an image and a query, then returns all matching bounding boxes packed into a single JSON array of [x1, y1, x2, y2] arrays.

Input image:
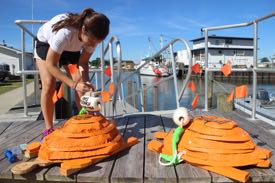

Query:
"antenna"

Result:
[[160, 34, 164, 49], [31, 0, 34, 33]]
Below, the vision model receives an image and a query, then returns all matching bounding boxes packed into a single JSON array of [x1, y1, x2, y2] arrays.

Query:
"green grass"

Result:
[[0, 79, 34, 95]]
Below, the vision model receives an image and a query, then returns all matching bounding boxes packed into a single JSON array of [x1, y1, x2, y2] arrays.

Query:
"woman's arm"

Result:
[[46, 48, 92, 93], [46, 48, 76, 88], [79, 49, 93, 82]]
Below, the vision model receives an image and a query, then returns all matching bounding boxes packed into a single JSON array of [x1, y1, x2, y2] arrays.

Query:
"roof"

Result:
[[190, 36, 253, 42], [0, 44, 32, 55], [192, 47, 253, 51], [0, 44, 21, 52]]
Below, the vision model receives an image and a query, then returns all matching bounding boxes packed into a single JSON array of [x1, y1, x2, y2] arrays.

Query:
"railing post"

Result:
[[120, 82, 126, 111], [137, 71, 144, 112], [127, 80, 132, 105], [95, 72, 98, 90], [142, 84, 147, 112], [207, 72, 213, 108], [32, 37, 39, 105], [251, 22, 258, 120], [204, 30, 209, 111], [170, 44, 180, 108], [21, 29, 28, 117], [100, 42, 105, 115], [133, 81, 138, 109], [109, 42, 114, 83], [153, 85, 158, 111]]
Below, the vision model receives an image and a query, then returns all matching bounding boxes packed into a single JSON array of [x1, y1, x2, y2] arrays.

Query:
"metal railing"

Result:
[[100, 35, 122, 116], [201, 12, 275, 119], [117, 38, 192, 113], [15, 19, 122, 117], [15, 20, 46, 117]]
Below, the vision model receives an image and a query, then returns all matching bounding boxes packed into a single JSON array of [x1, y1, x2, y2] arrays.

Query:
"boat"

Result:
[[135, 60, 171, 77], [234, 89, 275, 126]]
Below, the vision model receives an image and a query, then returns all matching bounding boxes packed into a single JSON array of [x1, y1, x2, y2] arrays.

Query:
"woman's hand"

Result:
[[75, 81, 94, 93]]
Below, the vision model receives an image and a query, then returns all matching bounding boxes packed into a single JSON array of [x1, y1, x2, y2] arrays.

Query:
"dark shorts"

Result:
[[34, 38, 81, 66]]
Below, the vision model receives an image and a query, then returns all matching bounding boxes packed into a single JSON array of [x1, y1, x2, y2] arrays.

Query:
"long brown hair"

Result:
[[52, 8, 110, 40]]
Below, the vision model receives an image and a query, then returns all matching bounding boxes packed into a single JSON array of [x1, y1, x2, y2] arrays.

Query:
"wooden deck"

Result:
[[0, 109, 275, 183]]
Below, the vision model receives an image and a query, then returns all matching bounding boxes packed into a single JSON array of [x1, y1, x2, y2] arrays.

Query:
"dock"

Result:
[[0, 105, 275, 183]]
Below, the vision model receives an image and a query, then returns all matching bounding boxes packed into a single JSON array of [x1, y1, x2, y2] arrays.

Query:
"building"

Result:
[[176, 35, 254, 68], [121, 60, 135, 70], [0, 44, 34, 76]]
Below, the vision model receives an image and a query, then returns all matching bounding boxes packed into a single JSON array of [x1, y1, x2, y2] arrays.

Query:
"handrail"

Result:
[[15, 19, 46, 116], [201, 12, 275, 119], [118, 38, 192, 110], [201, 12, 275, 31], [100, 35, 122, 116], [15, 20, 47, 38]]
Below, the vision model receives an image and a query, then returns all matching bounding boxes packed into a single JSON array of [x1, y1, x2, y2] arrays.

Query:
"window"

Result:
[[225, 39, 232, 44], [215, 40, 219, 45]]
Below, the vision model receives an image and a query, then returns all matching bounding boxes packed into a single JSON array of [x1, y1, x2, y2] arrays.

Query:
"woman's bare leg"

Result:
[[63, 65, 82, 110], [36, 60, 56, 129]]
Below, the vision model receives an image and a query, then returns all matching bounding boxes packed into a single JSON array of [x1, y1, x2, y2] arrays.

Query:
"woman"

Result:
[[34, 8, 110, 137]]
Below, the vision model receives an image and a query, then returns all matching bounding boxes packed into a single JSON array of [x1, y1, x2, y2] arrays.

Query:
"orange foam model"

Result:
[[148, 112, 272, 183], [12, 114, 138, 176]]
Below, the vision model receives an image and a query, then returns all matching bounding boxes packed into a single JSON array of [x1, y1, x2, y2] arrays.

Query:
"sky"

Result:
[[0, 0, 274, 63]]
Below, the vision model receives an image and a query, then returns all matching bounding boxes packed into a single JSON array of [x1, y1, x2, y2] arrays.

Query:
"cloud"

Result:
[[48, 0, 71, 8], [161, 16, 209, 31], [237, 13, 259, 21], [162, 21, 194, 31]]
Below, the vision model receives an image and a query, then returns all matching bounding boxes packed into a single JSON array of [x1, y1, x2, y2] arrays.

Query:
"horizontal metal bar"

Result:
[[15, 20, 47, 24], [254, 68, 275, 73], [206, 67, 275, 73], [202, 22, 252, 31], [206, 68, 253, 72], [15, 20, 47, 38], [254, 12, 275, 23], [113, 109, 176, 119], [202, 12, 275, 31], [88, 69, 102, 72], [17, 70, 39, 75]]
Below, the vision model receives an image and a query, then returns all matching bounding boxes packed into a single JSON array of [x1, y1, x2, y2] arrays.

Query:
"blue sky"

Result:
[[0, 0, 274, 62]]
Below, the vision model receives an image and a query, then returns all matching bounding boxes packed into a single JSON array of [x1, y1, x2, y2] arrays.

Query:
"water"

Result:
[[89, 71, 275, 112]]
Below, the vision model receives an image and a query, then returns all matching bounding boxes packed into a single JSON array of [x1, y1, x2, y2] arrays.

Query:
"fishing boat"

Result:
[[135, 60, 171, 77]]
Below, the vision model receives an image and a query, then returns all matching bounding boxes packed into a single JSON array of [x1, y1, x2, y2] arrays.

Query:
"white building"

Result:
[[0, 44, 34, 76], [190, 35, 254, 68]]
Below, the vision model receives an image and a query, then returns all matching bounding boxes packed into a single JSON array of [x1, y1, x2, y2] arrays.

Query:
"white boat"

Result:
[[234, 89, 275, 126], [136, 60, 171, 77]]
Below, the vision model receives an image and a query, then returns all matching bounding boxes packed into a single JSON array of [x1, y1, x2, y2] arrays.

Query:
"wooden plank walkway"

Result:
[[0, 109, 274, 183]]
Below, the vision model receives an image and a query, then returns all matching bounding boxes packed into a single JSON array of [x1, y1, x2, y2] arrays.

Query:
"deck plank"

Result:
[[0, 120, 45, 179], [104, 100, 138, 117], [76, 117, 128, 183], [0, 122, 12, 135], [12, 120, 66, 182], [110, 115, 145, 183], [0, 120, 42, 160], [161, 114, 212, 183], [1, 108, 275, 183], [144, 114, 177, 183]]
